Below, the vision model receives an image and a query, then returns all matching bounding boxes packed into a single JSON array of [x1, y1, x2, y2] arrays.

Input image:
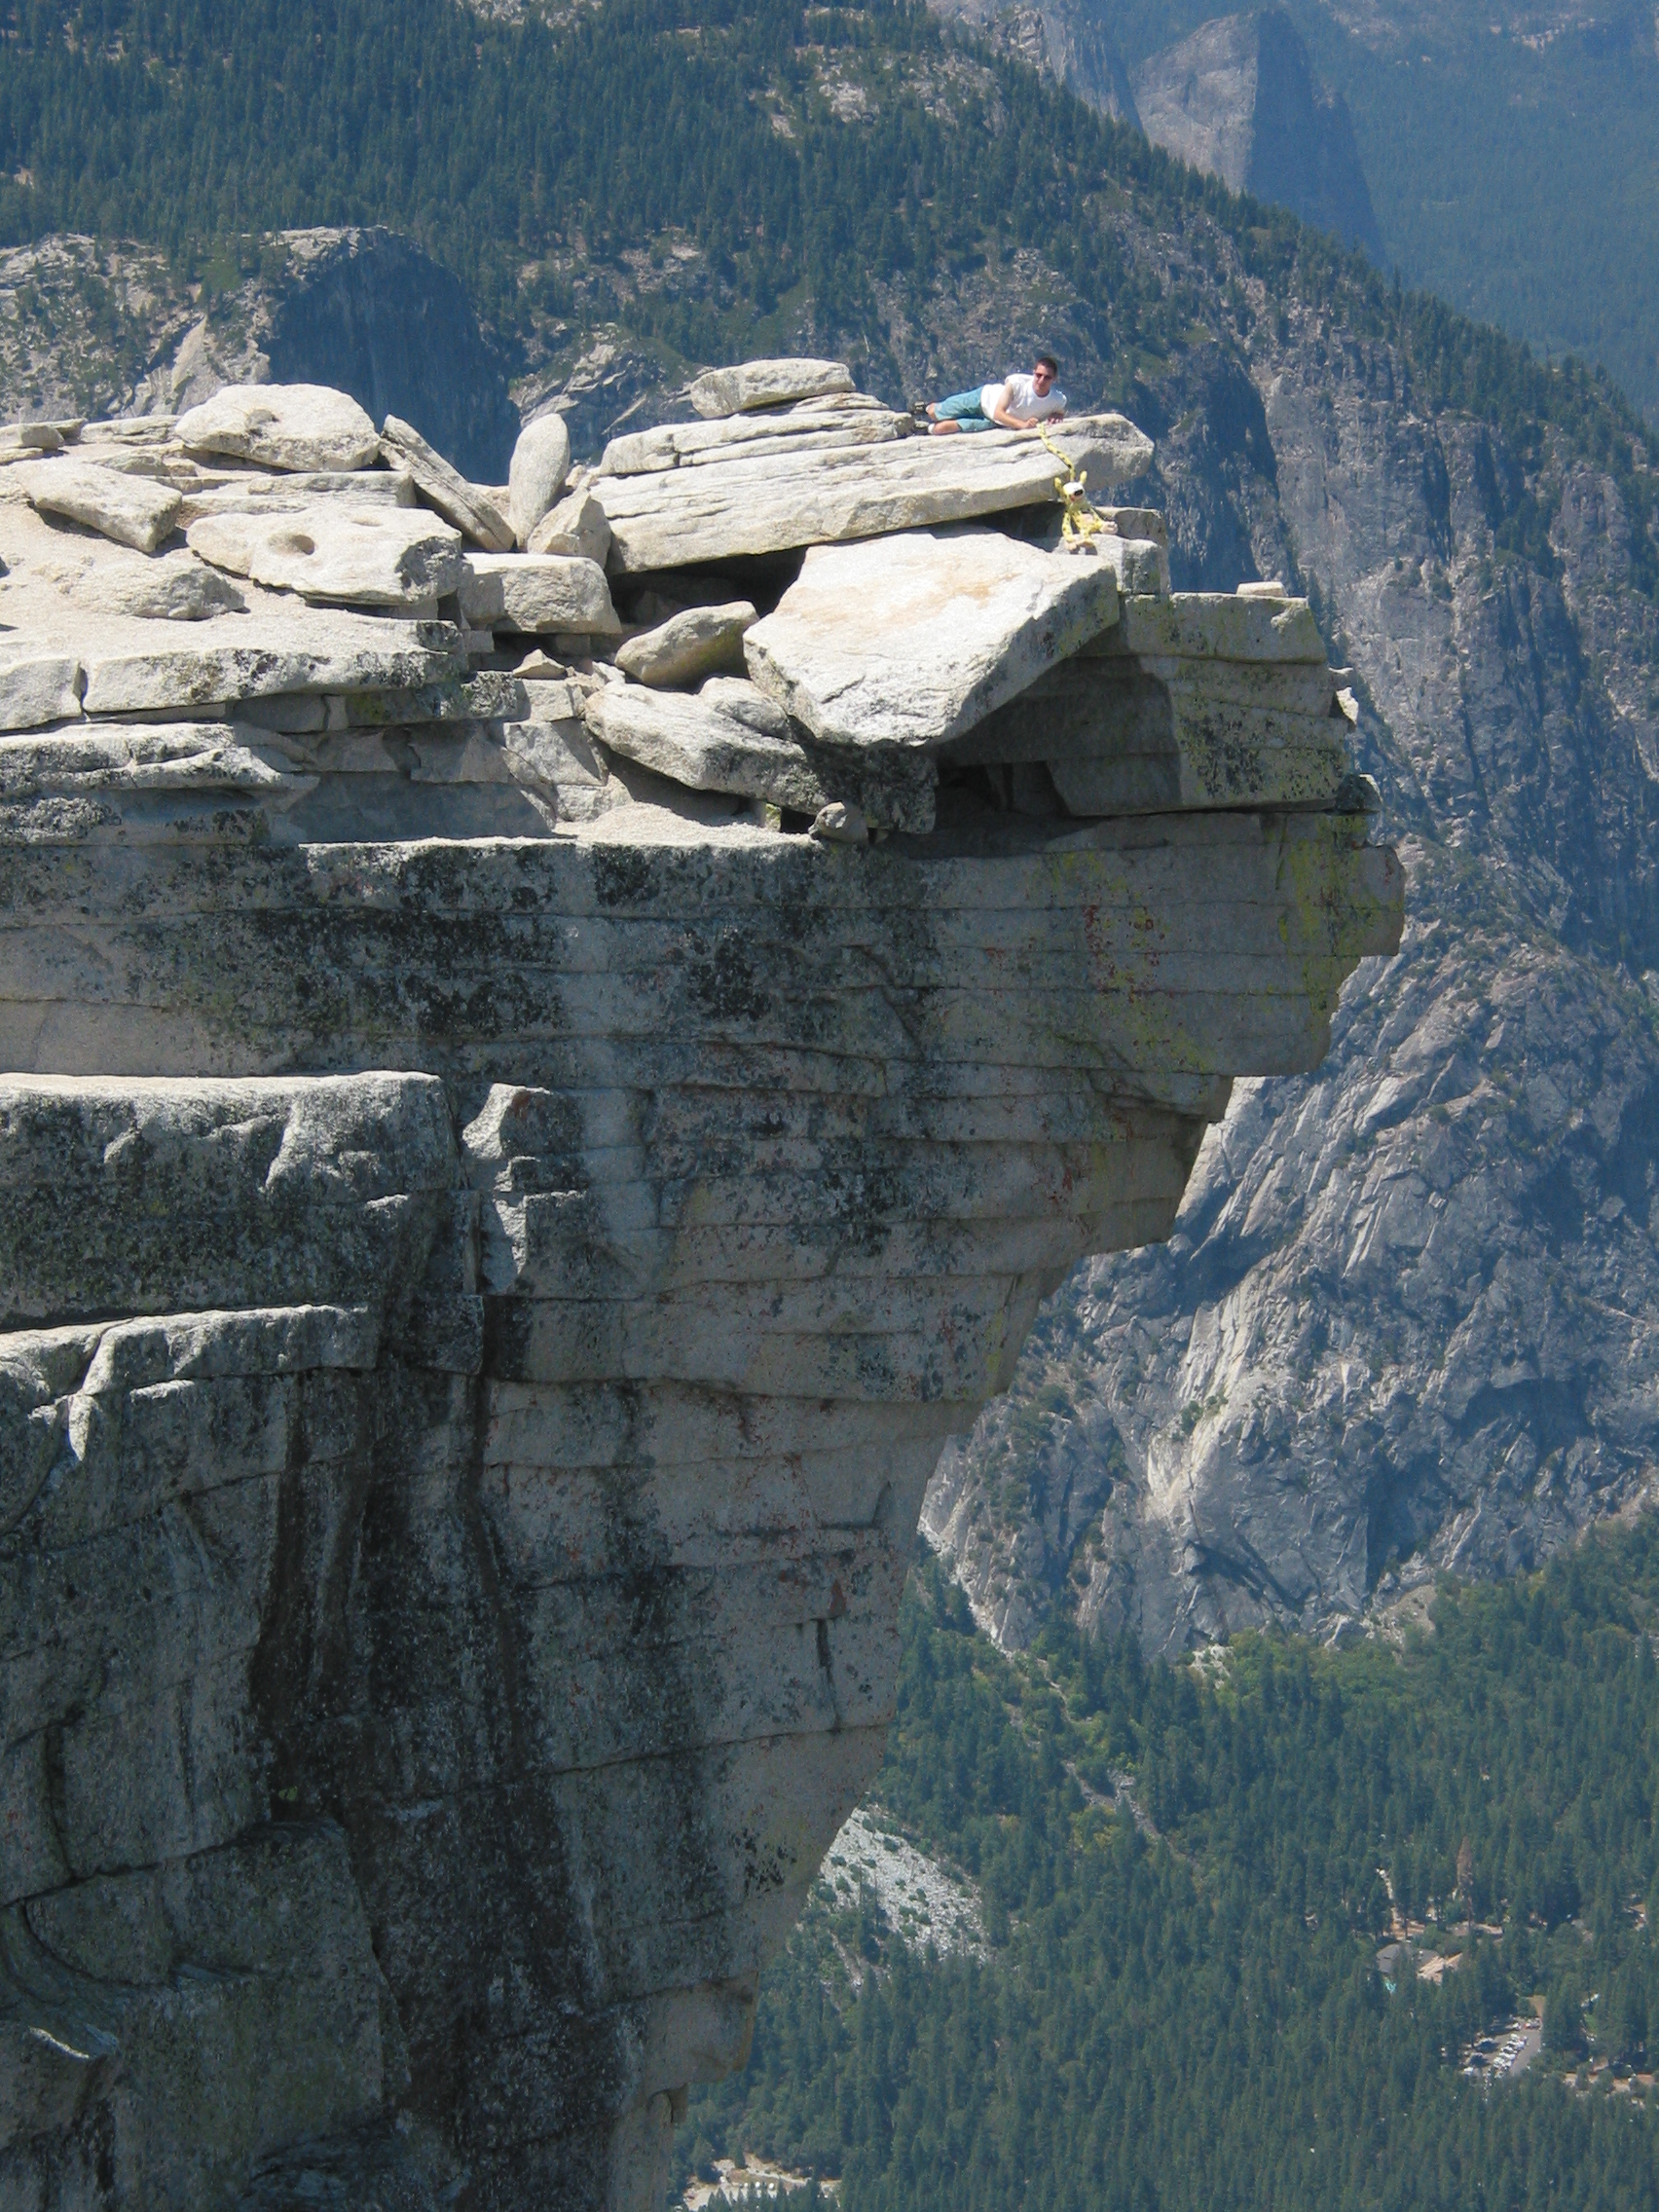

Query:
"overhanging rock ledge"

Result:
[[0, 368, 1402, 2212]]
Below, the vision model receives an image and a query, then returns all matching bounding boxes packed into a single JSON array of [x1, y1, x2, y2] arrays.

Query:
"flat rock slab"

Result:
[[176, 384, 382, 473], [1101, 593, 1328, 663], [78, 614, 464, 716], [591, 415, 1156, 572], [601, 394, 902, 477], [688, 357, 854, 418], [615, 602, 756, 688], [11, 460, 182, 553], [458, 553, 620, 635], [176, 470, 417, 525], [379, 416, 514, 552], [188, 507, 464, 609], [744, 530, 1122, 749]]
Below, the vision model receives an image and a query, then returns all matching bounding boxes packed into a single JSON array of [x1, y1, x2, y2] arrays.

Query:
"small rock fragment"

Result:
[[508, 413, 572, 548], [526, 484, 612, 565], [688, 358, 855, 419], [810, 800, 867, 845], [614, 601, 756, 688], [11, 460, 183, 554], [176, 384, 382, 473], [379, 415, 515, 552]]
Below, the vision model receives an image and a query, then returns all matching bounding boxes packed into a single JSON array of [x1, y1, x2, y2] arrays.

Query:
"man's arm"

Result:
[[985, 384, 1065, 429]]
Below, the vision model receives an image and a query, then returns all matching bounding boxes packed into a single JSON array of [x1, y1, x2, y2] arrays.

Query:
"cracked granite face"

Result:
[[0, 368, 1400, 2210]]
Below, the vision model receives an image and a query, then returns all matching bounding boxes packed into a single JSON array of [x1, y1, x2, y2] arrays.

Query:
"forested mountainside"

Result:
[[679, 1533, 1659, 2208], [3, 0, 1659, 1645]]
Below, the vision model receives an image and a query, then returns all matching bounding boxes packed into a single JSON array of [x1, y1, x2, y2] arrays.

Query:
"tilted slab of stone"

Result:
[[508, 411, 573, 547], [187, 506, 465, 609], [688, 355, 855, 418], [584, 681, 937, 833], [378, 414, 514, 551], [10, 458, 182, 552], [457, 551, 620, 634], [175, 382, 382, 472], [744, 530, 1121, 749], [599, 394, 906, 478], [590, 414, 1157, 572]]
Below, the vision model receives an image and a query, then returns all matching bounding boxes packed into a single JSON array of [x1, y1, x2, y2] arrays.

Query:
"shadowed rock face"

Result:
[[257, 232, 523, 483], [1133, 9, 1382, 257], [0, 373, 1398, 2206], [0, 229, 520, 481]]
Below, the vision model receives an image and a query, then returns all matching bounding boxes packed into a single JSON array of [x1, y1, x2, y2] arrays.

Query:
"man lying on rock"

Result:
[[926, 354, 1066, 434]]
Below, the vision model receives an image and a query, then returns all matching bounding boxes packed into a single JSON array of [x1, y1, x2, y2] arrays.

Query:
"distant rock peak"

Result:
[[1133, 8, 1383, 256]]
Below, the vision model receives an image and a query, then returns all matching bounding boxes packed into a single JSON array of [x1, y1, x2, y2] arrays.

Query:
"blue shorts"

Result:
[[933, 389, 995, 430]]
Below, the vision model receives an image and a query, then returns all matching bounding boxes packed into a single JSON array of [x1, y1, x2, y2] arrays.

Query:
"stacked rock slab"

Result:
[[0, 371, 1402, 2212]]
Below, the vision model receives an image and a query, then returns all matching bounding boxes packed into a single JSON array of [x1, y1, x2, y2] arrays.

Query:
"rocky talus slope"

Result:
[[0, 368, 1396, 2206], [924, 298, 1659, 1654]]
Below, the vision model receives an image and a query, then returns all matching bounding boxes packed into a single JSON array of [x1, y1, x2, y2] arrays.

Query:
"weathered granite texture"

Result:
[[0, 369, 1400, 2209]]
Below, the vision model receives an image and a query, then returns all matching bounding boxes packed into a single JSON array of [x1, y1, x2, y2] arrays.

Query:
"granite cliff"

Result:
[[924, 302, 1659, 1653], [0, 368, 1396, 2204]]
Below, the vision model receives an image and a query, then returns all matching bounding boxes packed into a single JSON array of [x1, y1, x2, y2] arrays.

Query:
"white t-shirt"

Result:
[[981, 371, 1067, 423]]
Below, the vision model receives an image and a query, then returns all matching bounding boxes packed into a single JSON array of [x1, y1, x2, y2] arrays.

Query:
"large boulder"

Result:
[[176, 383, 382, 473], [187, 506, 464, 608], [508, 414, 573, 549], [744, 528, 1122, 748]]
